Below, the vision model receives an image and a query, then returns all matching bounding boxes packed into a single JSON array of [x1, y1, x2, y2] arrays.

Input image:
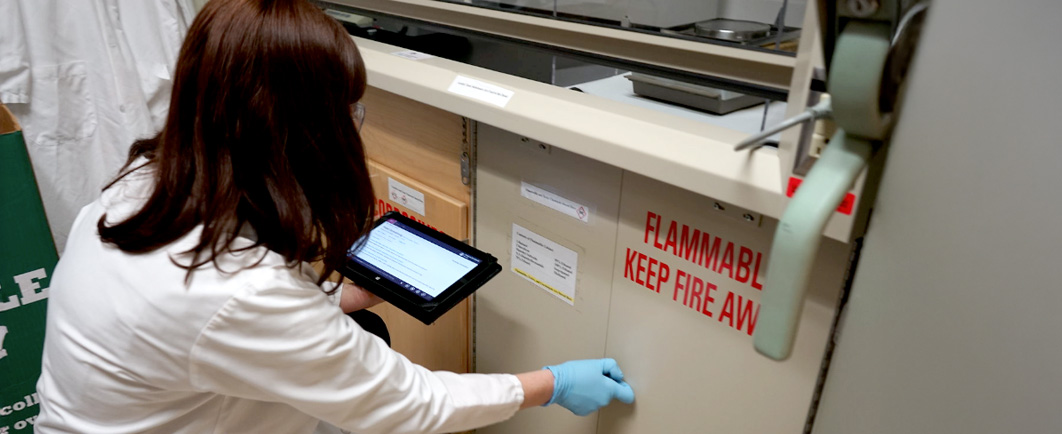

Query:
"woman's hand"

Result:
[[339, 282, 384, 313], [541, 358, 635, 415]]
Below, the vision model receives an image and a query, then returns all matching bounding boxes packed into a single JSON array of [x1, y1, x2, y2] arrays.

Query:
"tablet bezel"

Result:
[[340, 211, 500, 324]]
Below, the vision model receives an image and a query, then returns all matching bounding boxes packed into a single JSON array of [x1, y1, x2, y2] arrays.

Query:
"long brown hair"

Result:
[[98, 0, 374, 286]]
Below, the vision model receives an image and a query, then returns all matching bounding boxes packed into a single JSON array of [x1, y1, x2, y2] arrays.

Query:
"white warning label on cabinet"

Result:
[[448, 76, 514, 108], [511, 224, 578, 305], [392, 50, 435, 61], [521, 182, 590, 223], [387, 177, 426, 216]]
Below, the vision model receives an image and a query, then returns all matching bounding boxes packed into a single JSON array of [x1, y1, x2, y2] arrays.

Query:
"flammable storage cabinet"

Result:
[[316, 0, 895, 432]]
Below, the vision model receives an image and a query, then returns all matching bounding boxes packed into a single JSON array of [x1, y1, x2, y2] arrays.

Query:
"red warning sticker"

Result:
[[786, 177, 856, 215]]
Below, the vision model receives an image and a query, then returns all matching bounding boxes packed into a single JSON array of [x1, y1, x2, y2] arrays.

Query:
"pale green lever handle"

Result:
[[752, 21, 891, 360], [753, 132, 872, 360]]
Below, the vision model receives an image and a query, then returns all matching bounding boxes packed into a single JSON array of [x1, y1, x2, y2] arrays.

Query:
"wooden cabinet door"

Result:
[[358, 87, 471, 373], [364, 160, 470, 373]]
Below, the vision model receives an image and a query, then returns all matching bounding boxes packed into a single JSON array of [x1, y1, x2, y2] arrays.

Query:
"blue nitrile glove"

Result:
[[543, 358, 635, 416]]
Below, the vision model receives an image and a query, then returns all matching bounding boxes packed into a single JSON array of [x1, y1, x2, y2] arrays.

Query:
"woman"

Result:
[[34, 0, 633, 432]]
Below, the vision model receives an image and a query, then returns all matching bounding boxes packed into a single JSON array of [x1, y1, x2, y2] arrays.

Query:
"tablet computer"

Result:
[[341, 211, 501, 325]]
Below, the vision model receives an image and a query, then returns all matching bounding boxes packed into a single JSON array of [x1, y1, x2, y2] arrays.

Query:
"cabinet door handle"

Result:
[[754, 22, 891, 360], [754, 131, 872, 360]]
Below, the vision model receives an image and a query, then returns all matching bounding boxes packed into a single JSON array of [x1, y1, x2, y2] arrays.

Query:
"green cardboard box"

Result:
[[0, 103, 57, 431]]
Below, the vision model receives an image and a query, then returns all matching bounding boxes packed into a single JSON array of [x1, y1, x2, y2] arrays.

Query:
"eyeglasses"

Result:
[[352, 102, 366, 131]]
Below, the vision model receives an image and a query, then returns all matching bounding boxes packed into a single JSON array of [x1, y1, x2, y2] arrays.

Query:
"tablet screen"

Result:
[[349, 218, 481, 301]]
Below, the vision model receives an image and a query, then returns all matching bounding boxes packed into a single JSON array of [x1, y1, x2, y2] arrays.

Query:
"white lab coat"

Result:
[[35, 164, 524, 433], [0, 0, 195, 251]]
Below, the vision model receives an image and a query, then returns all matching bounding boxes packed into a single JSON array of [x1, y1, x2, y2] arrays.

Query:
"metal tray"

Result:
[[626, 73, 762, 115], [694, 19, 772, 42]]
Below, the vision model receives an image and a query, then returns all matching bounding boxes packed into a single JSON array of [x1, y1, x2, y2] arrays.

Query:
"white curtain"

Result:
[[0, 0, 196, 250]]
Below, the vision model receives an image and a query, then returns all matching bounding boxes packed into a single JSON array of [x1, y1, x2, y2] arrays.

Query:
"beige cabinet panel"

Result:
[[475, 124, 624, 434]]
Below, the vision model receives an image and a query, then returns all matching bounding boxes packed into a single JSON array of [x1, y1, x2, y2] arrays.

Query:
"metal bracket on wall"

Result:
[[460, 152, 471, 186], [461, 118, 475, 186]]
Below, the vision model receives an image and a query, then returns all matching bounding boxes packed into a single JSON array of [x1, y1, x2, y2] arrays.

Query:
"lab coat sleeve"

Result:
[[188, 274, 523, 434], [321, 280, 342, 306]]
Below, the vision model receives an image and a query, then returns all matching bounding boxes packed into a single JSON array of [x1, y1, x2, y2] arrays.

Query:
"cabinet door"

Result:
[[474, 123, 852, 433], [359, 87, 471, 372], [360, 87, 468, 200], [475, 124, 624, 434], [364, 160, 470, 372], [598, 171, 849, 434]]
